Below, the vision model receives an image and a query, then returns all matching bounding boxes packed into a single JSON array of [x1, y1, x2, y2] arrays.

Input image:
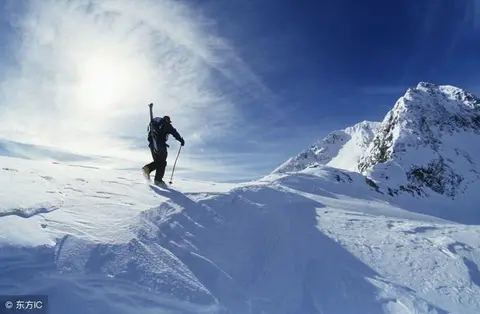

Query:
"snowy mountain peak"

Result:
[[275, 82, 480, 204], [406, 82, 480, 112], [358, 83, 480, 198], [344, 120, 379, 134], [272, 120, 380, 174]]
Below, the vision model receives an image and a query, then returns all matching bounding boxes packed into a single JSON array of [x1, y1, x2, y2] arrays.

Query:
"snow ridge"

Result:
[[273, 120, 380, 173], [0, 146, 480, 313]]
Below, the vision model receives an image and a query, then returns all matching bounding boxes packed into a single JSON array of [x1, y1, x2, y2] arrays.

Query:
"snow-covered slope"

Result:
[[2, 82, 480, 314], [273, 120, 380, 173], [275, 82, 480, 224], [1, 155, 480, 314]]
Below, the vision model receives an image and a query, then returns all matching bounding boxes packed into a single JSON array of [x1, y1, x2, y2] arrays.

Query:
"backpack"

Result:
[[147, 117, 169, 150]]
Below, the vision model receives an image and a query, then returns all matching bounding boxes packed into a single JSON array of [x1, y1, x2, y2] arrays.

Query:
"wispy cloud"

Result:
[[0, 0, 274, 158], [0, 0, 334, 182]]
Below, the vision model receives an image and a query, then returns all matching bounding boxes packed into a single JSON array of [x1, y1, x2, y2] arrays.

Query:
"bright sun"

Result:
[[76, 55, 133, 112]]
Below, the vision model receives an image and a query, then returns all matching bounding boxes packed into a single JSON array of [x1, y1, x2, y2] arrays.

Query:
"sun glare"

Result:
[[76, 55, 134, 113], [0, 0, 240, 159]]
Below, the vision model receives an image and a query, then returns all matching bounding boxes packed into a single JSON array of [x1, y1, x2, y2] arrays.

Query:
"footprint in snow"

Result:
[[96, 191, 125, 196], [116, 176, 137, 183], [89, 191, 125, 199], [101, 180, 131, 186], [64, 186, 82, 193], [2, 167, 18, 172]]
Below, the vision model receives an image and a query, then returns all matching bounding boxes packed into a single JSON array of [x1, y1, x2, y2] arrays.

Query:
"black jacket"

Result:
[[148, 118, 183, 149]]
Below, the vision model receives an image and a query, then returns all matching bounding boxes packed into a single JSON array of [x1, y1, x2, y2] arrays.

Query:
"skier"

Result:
[[142, 103, 185, 185]]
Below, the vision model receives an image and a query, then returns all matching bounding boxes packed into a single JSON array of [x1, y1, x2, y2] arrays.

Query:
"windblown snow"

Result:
[[1, 82, 480, 314]]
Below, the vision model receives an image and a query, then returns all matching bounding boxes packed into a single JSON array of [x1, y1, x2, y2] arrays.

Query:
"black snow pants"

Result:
[[146, 145, 168, 182]]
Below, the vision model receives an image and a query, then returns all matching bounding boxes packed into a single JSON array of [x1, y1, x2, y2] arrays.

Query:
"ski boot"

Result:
[[142, 166, 151, 180], [154, 179, 166, 186]]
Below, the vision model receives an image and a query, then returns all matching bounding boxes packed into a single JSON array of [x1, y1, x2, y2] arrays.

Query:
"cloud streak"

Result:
[[0, 0, 330, 182], [0, 0, 267, 157]]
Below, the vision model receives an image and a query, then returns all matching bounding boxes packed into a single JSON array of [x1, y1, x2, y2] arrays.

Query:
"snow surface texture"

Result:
[[1, 82, 480, 314], [0, 159, 479, 312]]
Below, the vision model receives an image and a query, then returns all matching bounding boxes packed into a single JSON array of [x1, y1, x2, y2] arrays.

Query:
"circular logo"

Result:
[[4, 301, 13, 309]]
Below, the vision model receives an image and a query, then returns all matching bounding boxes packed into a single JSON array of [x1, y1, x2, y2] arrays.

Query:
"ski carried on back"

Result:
[[140, 102, 184, 185]]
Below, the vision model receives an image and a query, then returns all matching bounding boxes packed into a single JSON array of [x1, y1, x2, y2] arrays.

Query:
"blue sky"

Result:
[[0, 0, 479, 182]]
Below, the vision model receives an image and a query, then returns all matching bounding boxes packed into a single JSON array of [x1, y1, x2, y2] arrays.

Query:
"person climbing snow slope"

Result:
[[142, 103, 185, 185]]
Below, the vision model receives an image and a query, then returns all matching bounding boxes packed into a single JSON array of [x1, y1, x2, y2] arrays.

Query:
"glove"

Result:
[[179, 138, 185, 146]]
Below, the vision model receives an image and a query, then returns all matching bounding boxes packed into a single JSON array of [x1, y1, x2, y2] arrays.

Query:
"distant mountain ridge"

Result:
[[273, 120, 380, 174], [274, 82, 480, 200]]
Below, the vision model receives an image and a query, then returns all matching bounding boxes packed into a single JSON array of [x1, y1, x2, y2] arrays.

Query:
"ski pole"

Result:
[[169, 146, 182, 184]]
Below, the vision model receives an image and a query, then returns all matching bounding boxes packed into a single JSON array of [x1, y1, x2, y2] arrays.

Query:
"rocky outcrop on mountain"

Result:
[[274, 82, 480, 200], [358, 82, 480, 198]]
